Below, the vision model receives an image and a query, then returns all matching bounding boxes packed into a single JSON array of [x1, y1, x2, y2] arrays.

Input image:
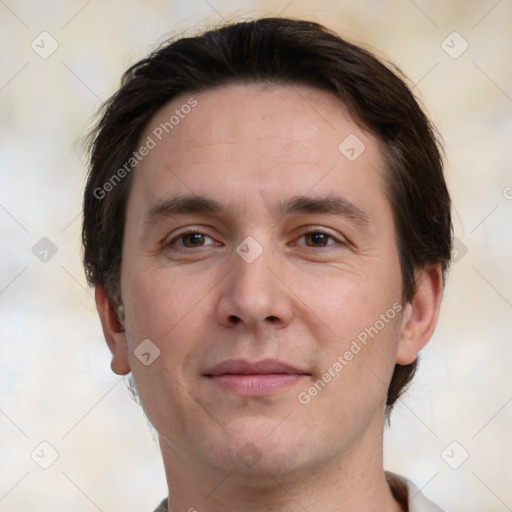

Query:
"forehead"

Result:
[[131, 83, 388, 217]]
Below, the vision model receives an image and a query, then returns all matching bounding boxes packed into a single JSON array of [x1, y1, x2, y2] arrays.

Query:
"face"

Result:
[[117, 84, 408, 480]]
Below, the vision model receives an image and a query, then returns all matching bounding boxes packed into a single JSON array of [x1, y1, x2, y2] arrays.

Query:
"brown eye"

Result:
[[167, 231, 216, 248], [181, 233, 206, 247], [304, 232, 331, 247], [297, 231, 341, 248]]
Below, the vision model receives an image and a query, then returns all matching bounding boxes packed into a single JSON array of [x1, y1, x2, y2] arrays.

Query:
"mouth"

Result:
[[203, 359, 310, 396]]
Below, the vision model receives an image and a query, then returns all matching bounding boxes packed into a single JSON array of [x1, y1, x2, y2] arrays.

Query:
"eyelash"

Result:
[[293, 229, 343, 248], [166, 229, 217, 249], [165, 228, 344, 249]]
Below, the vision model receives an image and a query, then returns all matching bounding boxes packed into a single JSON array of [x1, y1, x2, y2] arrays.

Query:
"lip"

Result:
[[205, 359, 307, 376], [204, 359, 309, 396]]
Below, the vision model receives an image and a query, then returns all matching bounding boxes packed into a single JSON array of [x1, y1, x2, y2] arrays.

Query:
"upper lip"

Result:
[[204, 359, 308, 376]]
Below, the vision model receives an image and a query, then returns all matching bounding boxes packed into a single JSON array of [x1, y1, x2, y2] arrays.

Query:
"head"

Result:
[[83, 17, 451, 478]]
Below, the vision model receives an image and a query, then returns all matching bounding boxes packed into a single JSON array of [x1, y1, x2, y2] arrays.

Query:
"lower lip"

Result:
[[207, 374, 306, 395]]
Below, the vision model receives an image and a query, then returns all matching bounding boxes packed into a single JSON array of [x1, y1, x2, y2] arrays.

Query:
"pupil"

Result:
[[187, 233, 203, 246], [309, 233, 326, 246]]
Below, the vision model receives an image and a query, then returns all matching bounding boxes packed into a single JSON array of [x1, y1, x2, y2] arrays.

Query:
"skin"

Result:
[[96, 83, 443, 512]]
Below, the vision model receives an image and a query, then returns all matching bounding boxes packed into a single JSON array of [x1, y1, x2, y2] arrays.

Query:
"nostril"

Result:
[[228, 315, 241, 324], [266, 316, 279, 323]]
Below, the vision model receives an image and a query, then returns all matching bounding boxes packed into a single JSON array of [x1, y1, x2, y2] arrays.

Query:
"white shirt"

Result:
[[386, 472, 445, 512], [152, 474, 445, 511], [405, 478, 445, 512]]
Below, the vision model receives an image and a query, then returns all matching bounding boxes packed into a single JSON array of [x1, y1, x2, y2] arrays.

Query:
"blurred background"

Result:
[[1, 1, 511, 510]]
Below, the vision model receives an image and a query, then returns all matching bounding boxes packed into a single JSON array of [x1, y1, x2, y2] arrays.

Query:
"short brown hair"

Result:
[[82, 17, 452, 411]]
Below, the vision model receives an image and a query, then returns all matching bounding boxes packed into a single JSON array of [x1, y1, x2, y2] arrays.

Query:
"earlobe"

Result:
[[95, 284, 131, 375], [396, 265, 444, 365]]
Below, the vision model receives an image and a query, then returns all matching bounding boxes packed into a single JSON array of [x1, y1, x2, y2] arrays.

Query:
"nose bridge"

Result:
[[233, 237, 276, 311], [216, 234, 292, 329]]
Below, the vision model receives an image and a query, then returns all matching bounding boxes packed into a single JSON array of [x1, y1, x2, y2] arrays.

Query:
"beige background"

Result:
[[1, 1, 511, 511]]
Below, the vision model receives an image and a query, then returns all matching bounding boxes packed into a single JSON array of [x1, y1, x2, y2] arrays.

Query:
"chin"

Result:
[[205, 418, 316, 478]]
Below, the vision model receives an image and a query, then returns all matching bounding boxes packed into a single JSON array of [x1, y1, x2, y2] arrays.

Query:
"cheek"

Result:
[[121, 266, 213, 382], [301, 259, 403, 398], [120, 270, 205, 426], [306, 268, 401, 339], [122, 265, 190, 339], [313, 312, 402, 415]]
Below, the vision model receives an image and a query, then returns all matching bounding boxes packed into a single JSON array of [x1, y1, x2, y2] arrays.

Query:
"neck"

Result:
[[158, 420, 403, 512]]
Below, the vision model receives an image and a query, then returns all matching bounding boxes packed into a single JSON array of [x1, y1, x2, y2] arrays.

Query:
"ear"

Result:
[[396, 265, 444, 365], [95, 283, 131, 375]]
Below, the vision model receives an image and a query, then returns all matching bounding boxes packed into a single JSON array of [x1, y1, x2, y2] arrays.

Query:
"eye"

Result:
[[166, 230, 217, 248], [296, 230, 341, 248]]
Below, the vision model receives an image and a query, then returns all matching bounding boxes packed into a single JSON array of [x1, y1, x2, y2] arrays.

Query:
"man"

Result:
[[82, 18, 451, 512]]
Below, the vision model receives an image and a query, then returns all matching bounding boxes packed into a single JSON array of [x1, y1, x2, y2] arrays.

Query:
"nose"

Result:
[[215, 239, 293, 333]]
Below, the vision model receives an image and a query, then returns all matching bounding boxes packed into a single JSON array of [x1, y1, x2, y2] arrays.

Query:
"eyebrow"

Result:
[[145, 193, 370, 225], [275, 195, 370, 225]]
